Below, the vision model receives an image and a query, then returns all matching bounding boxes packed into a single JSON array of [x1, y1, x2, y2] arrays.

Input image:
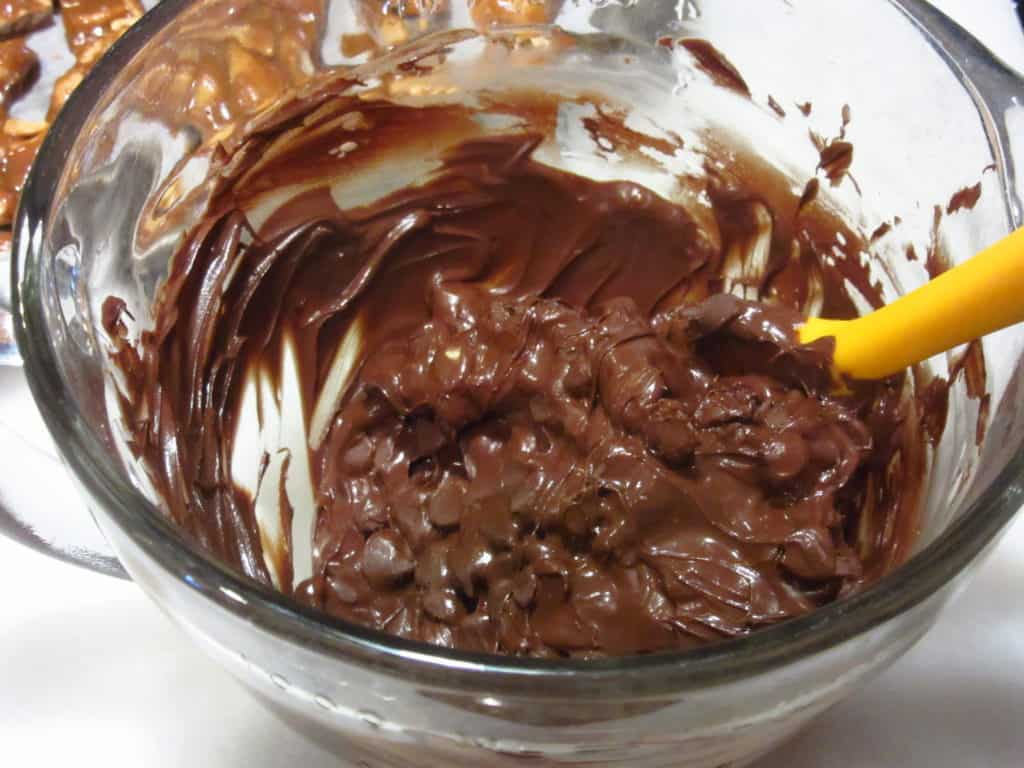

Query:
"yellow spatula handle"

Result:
[[799, 226, 1024, 380]]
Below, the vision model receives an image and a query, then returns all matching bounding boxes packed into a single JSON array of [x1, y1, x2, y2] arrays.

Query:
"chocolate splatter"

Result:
[[946, 182, 982, 216], [679, 38, 751, 98], [797, 177, 819, 214], [817, 140, 854, 187], [870, 222, 892, 242]]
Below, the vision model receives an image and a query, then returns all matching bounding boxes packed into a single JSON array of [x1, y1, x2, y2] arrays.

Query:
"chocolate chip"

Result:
[[423, 587, 462, 623], [512, 569, 537, 608], [362, 530, 415, 590], [428, 472, 466, 527], [415, 541, 453, 590], [475, 494, 518, 549]]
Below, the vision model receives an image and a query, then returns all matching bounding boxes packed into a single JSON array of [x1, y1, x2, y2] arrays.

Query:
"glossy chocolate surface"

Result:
[[104, 83, 929, 656]]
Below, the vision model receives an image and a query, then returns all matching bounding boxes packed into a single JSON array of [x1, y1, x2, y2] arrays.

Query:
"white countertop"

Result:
[[2, 2, 1023, 766]]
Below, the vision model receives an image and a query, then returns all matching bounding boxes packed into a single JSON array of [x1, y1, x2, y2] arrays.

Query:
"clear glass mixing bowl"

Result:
[[7, 1, 1024, 766]]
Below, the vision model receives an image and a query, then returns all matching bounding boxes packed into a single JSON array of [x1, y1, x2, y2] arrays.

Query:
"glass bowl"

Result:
[[8, 1, 1024, 766]]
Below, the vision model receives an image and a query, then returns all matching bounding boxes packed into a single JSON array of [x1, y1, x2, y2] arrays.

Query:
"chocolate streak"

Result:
[[107, 99, 923, 657]]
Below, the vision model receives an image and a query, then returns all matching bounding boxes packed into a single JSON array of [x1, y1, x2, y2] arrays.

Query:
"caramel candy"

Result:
[[0, 0, 146, 242], [47, 64, 86, 120], [0, 118, 45, 225], [0, 38, 36, 107], [49, 0, 145, 121], [59, 0, 143, 65], [132, 0, 325, 136], [0, 23, 43, 232], [469, 0, 558, 29], [354, 0, 448, 46], [0, 0, 53, 39]]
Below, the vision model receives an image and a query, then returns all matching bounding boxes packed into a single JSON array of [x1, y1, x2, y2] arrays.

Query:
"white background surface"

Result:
[[1, 2, 1023, 766]]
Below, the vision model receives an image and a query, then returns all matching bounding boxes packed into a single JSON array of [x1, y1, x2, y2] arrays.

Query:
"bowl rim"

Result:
[[11, 0, 1024, 696]]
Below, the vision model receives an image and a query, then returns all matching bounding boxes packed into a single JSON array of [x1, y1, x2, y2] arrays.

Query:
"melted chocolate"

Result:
[[105, 92, 926, 656]]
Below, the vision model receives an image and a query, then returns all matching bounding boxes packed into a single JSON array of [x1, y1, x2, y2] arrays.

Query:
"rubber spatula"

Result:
[[798, 227, 1024, 380]]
